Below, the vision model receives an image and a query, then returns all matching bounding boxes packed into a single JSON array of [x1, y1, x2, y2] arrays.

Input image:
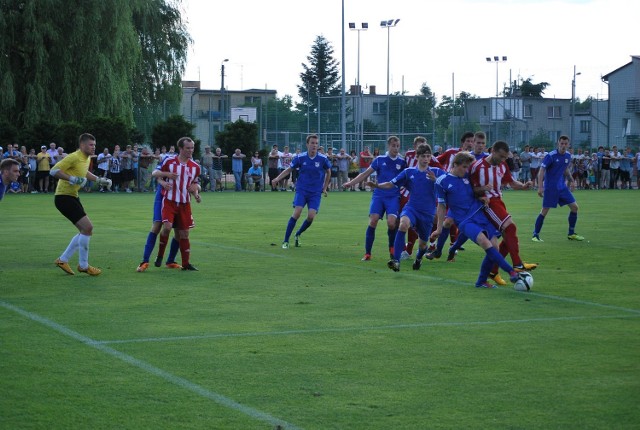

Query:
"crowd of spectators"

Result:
[[2, 141, 639, 195]]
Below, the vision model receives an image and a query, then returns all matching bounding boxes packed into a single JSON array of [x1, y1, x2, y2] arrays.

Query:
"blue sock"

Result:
[[534, 214, 545, 236], [296, 219, 312, 236], [388, 227, 397, 249], [450, 233, 468, 251], [284, 217, 297, 242], [416, 245, 428, 260], [142, 232, 158, 262], [486, 247, 513, 274], [436, 227, 450, 253], [568, 212, 577, 235], [365, 225, 375, 254], [477, 254, 494, 285], [393, 230, 405, 260], [167, 237, 179, 263]]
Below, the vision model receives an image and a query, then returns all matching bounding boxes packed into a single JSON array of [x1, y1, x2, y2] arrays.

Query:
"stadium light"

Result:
[[381, 18, 400, 135], [486, 55, 507, 97]]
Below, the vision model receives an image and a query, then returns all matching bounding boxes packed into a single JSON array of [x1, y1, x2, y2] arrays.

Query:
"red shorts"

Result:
[[161, 199, 195, 229], [484, 198, 511, 230]]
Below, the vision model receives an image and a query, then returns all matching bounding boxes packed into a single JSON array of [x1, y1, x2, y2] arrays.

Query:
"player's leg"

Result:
[[284, 193, 305, 247], [533, 204, 550, 241], [428, 216, 453, 259], [566, 199, 583, 240], [363, 197, 383, 260], [384, 197, 400, 258]]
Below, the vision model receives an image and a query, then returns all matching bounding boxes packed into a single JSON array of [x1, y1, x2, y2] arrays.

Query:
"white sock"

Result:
[[60, 234, 80, 262], [77, 234, 91, 268]]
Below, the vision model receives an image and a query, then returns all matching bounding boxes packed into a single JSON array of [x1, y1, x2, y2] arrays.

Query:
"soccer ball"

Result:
[[514, 272, 534, 292]]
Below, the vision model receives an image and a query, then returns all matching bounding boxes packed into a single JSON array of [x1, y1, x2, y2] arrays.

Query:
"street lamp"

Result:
[[220, 58, 229, 131], [571, 65, 582, 143], [349, 22, 368, 151], [486, 55, 507, 97], [381, 18, 400, 135]]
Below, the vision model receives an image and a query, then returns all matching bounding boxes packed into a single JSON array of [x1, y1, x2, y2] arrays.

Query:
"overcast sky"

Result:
[[182, 0, 637, 103]]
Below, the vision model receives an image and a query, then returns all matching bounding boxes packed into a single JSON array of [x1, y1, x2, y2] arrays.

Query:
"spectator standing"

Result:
[[47, 142, 58, 191], [251, 150, 263, 168], [36, 145, 51, 193], [600, 149, 611, 189], [267, 145, 281, 191], [347, 150, 359, 191], [109, 145, 122, 192], [619, 147, 633, 189], [27, 148, 37, 192], [326, 147, 338, 191], [336, 148, 352, 190], [211, 147, 227, 191], [280, 146, 293, 191], [232, 148, 246, 191], [201, 146, 214, 191], [358, 146, 374, 191], [120, 144, 135, 193], [519, 145, 532, 183], [609, 145, 622, 189], [96, 148, 111, 192]]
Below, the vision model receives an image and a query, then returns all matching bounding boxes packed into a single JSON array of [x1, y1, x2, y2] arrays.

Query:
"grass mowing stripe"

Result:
[[0, 300, 302, 430], [96, 314, 639, 345]]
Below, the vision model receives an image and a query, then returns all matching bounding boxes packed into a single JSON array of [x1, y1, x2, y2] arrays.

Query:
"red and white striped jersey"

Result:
[[436, 148, 460, 172], [469, 157, 513, 199], [161, 157, 201, 203]]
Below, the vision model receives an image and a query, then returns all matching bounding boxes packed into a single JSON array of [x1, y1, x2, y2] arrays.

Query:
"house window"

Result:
[[524, 105, 532, 118], [547, 106, 562, 118], [482, 106, 487, 116], [244, 96, 261, 104], [580, 120, 591, 133], [548, 131, 561, 142], [373, 102, 386, 114]]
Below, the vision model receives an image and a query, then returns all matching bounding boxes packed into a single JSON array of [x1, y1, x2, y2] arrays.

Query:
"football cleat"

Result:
[[294, 235, 300, 247], [154, 256, 162, 267], [446, 248, 457, 262], [475, 281, 497, 289], [136, 262, 149, 272], [55, 258, 75, 275], [361, 253, 371, 261], [514, 262, 538, 272], [387, 259, 400, 272], [531, 235, 544, 242], [567, 233, 585, 241], [508, 270, 521, 283], [165, 262, 182, 269], [77, 265, 101, 276], [488, 272, 508, 286], [412, 258, 422, 271], [400, 250, 412, 261], [181, 264, 199, 271], [425, 249, 442, 260], [282, 242, 289, 249]]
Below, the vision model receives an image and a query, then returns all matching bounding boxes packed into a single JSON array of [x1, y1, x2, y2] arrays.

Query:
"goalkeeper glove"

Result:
[[97, 177, 112, 190], [68, 176, 87, 187]]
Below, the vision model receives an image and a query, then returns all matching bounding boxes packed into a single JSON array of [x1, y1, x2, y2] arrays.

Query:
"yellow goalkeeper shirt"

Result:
[[54, 150, 90, 197]]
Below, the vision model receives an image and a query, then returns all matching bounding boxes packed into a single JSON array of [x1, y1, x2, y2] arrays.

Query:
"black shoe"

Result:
[[446, 249, 456, 262], [426, 249, 441, 260], [181, 264, 199, 271], [294, 235, 300, 247], [458, 246, 465, 251], [412, 258, 422, 271], [154, 256, 162, 267]]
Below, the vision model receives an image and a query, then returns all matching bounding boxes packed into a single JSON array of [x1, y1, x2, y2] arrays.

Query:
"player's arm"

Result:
[[433, 202, 447, 237], [322, 167, 331, 196], [151, 169, 178, 180], [537, 166, 546, 197], [271, 167, 292, 186], [343, 166, 373, 187]]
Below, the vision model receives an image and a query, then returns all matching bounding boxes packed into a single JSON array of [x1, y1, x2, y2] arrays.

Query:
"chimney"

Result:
[[369, 85, 376, 95], [350, 85, 359, 95]]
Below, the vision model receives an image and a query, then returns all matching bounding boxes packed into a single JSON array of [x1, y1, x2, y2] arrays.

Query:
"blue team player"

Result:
[[343, 135, 407, 261], [532, 135, 584, 242], [434, 151, 523, 288], [368, 142, 446, 272], [272, 134, 331, 249]]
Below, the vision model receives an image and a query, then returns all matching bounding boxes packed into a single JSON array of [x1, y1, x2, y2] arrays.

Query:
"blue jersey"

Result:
[[391, 166, 446, 214], [435, 173, 484, 225], [541, 150, 571, 191], [291, 152, 331, 193], [370, 154, 406, 197], [474, 151, 489, 161], [0, 180, 6, 201]]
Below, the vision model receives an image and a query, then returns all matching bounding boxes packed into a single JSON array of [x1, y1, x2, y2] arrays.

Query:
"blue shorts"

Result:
[[369, 194, 400, 219], [542, 187, 576, 209], [401, 206, 434, 241], [153, 191, 163, 222], [293, 190, 322, 212], [459, 211, 500, 243]]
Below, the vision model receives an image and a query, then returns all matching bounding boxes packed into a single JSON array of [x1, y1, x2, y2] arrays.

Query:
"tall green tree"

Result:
[[0, 0, 190, 134], [296, 35, 341, 133]]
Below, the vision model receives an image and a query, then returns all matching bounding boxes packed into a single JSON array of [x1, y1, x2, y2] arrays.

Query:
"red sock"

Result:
[[502, 223, 522, 267], [450, 224, 459, 245], [405, 227, 418, 254], [179, 238, 191, 267]]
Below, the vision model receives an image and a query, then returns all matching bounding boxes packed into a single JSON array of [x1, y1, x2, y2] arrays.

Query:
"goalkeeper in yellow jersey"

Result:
[[50, 133, 112, 276]]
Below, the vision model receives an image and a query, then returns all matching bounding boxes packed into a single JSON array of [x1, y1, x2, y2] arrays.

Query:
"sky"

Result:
[[181, 0, 637, 103]]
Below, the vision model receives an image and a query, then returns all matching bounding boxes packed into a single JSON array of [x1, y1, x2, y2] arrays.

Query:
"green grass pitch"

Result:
[[1, 189, 639, 429]]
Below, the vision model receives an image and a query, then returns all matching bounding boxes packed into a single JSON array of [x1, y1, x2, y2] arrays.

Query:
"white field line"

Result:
[[97, 314, 639, 345], [0, 300, 302, 430]]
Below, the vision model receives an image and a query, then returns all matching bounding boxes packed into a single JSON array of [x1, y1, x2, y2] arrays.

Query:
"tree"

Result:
[[519, 78, 550, 98], [296, 35, 341, 133], [215, 120, 259, 171], [151, 115, 195, 151], [0, 1, 190, 134]]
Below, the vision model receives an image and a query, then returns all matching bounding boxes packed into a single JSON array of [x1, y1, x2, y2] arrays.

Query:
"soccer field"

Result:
[[1, 190, 639, 429]]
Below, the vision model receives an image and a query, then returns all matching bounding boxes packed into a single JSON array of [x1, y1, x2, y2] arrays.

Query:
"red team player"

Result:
[[156, 137, 201, 271], [469, 140, 538, 285]]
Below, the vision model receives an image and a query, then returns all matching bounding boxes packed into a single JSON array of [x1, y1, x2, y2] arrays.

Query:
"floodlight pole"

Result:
[[381, 19, 400, 136], [220, 58, 229, 131]]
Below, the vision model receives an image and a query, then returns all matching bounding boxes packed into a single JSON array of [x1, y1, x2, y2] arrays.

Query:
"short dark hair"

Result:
[[79, 133, 96, 145], [416, 143, 432, 156], [177, 137, 193, 149], [492, 140, 510, 153], [0, 158, 20, 171], [306, 134, 318, 143], [460, 131, 474, 143]]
